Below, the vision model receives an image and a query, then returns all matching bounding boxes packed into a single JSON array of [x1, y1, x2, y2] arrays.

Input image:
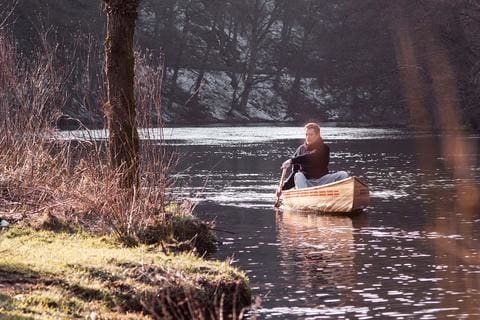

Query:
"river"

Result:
[[165, 126, 480, 319]]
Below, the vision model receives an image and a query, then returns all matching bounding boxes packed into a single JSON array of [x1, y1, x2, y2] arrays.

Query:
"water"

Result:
[[162, 126, 480, 319], [64, 126, 480, 318]]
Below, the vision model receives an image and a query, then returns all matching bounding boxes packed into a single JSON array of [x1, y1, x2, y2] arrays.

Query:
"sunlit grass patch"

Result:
[[0, 227, 251, 319]]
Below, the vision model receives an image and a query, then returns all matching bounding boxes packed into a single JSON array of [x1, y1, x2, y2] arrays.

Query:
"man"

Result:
[[277, 123, 348, 195]]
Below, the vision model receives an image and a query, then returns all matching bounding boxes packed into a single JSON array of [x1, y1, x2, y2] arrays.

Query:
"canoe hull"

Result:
[[281, 176, 370, 213]]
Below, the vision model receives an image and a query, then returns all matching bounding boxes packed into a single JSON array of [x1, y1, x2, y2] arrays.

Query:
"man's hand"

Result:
[[281, 159, 292, 169], [276, 187, 282, 198]]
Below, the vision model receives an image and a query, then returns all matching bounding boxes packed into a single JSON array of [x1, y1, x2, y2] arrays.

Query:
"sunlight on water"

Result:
[[60, 126, 408, 145], [253, 306, 370, 319], [370, 190, 409, 199]]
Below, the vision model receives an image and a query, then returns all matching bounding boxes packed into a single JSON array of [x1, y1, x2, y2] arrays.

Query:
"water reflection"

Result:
[[272, 211, 368, 317], [277, 211, 355, 294]]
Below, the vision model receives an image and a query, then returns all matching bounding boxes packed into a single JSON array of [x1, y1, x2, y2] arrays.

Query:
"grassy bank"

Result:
[[0, 227, 251, 319]]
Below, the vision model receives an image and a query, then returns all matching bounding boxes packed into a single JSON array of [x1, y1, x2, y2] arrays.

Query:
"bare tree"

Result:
[[167, 0, 193, 110], [103, 0, 140, 189], [234, 0, 279, 116]]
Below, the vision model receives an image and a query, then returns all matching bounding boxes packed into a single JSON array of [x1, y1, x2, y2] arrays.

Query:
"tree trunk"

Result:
[[274, 5, 292, 90], [288, 71, 302, 117], [237, 46, 258, 115], [162, 1, 176, 84], [288, 28, 309, 117], [188, 44, 213, 107], [103, 0, 140, 189], [168, 2, 191, 109], [187, 15, 218, 108], [236, 17, 259, 116]]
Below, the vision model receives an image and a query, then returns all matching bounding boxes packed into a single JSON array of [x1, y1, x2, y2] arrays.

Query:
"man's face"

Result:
[[305, 128, 320, 145]]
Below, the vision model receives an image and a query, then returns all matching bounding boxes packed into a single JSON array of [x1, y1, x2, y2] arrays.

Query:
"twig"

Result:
[[0, 0, 18, 30], [209, 227, 236, 235], [26, 202, 66, 215]]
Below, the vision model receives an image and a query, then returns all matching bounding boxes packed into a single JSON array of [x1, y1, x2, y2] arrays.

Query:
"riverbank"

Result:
[[0, 135, 252, 318], [0, 226, 251, 319], [0, 110, 252, 319]]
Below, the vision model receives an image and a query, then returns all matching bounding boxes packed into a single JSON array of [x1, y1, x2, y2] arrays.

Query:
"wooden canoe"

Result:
[[280, 176, 370, 213]]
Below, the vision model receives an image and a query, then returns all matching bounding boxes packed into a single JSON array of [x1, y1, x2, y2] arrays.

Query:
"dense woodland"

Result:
[[8, 0, 480, 129]]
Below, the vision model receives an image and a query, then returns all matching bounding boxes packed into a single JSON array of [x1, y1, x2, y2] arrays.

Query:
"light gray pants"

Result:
[[294, 171, 349, 189]]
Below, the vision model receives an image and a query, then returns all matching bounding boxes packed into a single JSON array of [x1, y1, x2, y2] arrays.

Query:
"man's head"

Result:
[[304, 122, 321, 145]]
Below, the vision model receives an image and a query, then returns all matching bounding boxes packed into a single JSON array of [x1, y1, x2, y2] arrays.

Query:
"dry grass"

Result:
[[0, 29, 213, 249]]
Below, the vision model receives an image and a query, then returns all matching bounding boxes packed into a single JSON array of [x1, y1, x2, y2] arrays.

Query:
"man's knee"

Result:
[[294, 172, 306, 182], [336, 171, 349, 180], [294, 172, 308, 188]]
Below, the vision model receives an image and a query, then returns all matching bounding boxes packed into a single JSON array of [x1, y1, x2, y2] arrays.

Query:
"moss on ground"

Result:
[[0, 227, 251, 319], [137, 214, 218, 254]]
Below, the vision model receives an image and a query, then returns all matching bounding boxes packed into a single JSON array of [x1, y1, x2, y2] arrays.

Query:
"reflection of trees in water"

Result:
[[276, 211, 357, 305]]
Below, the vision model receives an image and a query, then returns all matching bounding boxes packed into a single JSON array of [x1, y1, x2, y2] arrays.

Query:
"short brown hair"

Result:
[[304, 122, 320, 135]]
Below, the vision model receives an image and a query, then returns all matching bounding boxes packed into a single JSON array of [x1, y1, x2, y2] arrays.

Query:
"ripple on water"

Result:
[[252, 306, 370, 319], [370, 190, 409, 199]]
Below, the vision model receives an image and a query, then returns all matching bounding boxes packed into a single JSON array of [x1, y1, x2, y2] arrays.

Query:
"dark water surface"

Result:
[[165, 126, 480, 319]]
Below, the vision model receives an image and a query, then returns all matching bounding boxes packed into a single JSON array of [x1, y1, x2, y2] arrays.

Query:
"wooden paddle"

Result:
[[274, 168, 287, 208]]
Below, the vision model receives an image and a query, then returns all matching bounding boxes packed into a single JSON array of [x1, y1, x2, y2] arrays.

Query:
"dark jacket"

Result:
[[282, 139, 330, 190]]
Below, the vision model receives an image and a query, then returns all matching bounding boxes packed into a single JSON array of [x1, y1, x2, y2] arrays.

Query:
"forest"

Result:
[[9, 0, 480, 129]]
